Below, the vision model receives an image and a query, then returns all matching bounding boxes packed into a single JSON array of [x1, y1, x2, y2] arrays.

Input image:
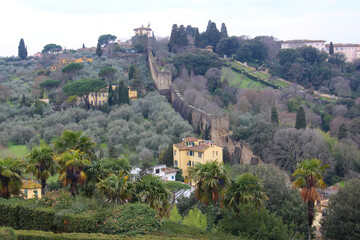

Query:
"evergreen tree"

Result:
[[168, 24, 180, 51], [205, 20, 221, 48], [82, 43, 85, 48], [128, 65, 136, 80], [329, 41, 334, 56], [220, 23, 228, 38], [108, 82, 114, 106], [194, 28, 200, 48], [108, 146, 117, 159], [114, 85, 119, 104], [338, 123, 348, 140], [18, 38, 27, 60], [204, 125, 211, 140], [118, 81, 130, 105], [271, 106, 279, 126], [20, 94, 27, 107], [295, 106, 306, 129], [179, 25, 189, 47], [96, 42, 102, 57]]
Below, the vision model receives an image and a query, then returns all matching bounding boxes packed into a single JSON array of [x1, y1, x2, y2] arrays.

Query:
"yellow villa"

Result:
[[134, 24, 152, 37], [20, 180, 42, 199], [173, 137, 223, 183], [89, 85, 137, 107]]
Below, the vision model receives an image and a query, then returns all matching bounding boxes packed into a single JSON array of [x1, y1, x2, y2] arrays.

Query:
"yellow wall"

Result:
[[89, 86, 137, 107], [173, 142, 223, 182], [21, 188, 42, 199]]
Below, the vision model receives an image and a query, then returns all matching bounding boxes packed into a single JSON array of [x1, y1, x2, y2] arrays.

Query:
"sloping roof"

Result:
[[183, 137, 198, 142], [282, 39, 326, 44], [187, 145, 210, 152], [21, 180, 41, 189], [162, 167, 178, 174], [325, 43, 360, 48]]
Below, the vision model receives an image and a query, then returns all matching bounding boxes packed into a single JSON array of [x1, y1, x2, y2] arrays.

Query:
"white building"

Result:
[[281, 40, 326, 52], [131, 164, 178, 181], [326, 43, 360, 62]]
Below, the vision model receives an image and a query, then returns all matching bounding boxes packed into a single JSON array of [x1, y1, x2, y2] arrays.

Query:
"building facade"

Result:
[[89, 85, 137, 107], [134, 24, 152, 37], [173, 137, 223, 183], [281, 40, 326, 52], [130, 164, 178, 181], [20, 180, 42, 199], [326, 43, 360, 62]]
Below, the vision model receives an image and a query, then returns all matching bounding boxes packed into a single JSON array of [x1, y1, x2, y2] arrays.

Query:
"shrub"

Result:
[[101, 203, 161, 236], [0, 226, 17, 240]]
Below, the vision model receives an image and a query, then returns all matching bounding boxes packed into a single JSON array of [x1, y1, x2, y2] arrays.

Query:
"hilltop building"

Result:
[[326, 43, 360, 62], [89, 85, 137, 107], [281, 40, 326, 52], [173, 137, 223, 184], [134, 24, 152, 37]]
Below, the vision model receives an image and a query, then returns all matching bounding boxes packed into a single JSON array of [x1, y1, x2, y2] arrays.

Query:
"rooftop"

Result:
[[174, 137, 218, 152], [21, 179, 41, 189], [282, 39, 326, 43]]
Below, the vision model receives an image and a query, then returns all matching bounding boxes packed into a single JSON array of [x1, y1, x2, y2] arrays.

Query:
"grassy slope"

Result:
[[222, 67, 265, 90]]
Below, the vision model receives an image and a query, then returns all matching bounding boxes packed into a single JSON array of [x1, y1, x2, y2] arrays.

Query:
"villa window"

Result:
[[99, 101, 101, 106], [24, 189, 28, 198], [103, 93, 105, 97], [174, 160, 178, 167], [103, 100, 105, 104], [91, 93, 94, 97], [172, 176, 174, 179], [174, 150, 177, 156], [189, 151, 194, 156], [155, 169, 160, 174], [34, 190, 38, 197], [99, 93, 101, 97], [187, 160, 191, 166], [91, 100, 93, 105], [198, 152, 202, 158]]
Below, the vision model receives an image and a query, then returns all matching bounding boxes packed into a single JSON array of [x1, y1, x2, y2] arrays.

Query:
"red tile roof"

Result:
[[183, 137, 198, 142]]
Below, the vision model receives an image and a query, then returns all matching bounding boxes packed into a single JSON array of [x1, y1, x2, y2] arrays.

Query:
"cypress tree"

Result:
[[18, 38, 27, 60], [194, 28, 200, 48], [329, 42, 334, 56], [338, 123, 348, 140], [82, 43, 85, 48], [295, 106, 306, 129], [114, 85, 119, 104], [220, 23, 228, 38], [108, 82, 114, 106], [96, 42, 102, 57], [20, 94, 27, 107], [108, 146, 117, 159], [118, 81, 130, 105], [271, 106, 279, 126]]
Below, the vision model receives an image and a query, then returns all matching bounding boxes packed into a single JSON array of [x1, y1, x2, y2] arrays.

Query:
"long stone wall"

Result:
[[148, 52, 171, 100], [148, 51, 259, 165]]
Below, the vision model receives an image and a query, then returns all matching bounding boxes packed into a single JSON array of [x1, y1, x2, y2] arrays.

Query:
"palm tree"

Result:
[[222, 173, 268, 213], [292, 158, 329, 240], [188, 161, 229, 230], [0, 157, 25, 199], [135, 175, 171, 217], [55, 149, 91, 197], [188, 161, 229, 205], [53, 130, 96, 159], [26, 146, 56, 196], [96, 170, 133, 204]]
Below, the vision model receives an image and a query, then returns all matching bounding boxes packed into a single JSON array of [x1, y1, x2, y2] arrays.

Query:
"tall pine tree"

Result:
[[18, 38, 27, 60], [271, 106, 279, 126], [329, 42, 334, 56], [295, 106, 306, 129], [194, 28, 200, 48]]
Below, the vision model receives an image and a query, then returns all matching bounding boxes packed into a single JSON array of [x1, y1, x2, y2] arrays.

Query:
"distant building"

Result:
[[173, 137, 223, 184], [88, 85, 137, 107], [134, 24, 152, 37], [130, 164, 178, 181], [326, 43, 360, 62], [33, 52, 43, 59], [204, 45, 214, 52], [20, 180, 42, 199], [281, 40, 326, 52]]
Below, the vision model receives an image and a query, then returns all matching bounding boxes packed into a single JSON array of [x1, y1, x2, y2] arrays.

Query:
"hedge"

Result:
[[0, 226, 16, 240], [0, 199, 101, 233], [15, 230, 194, 240]]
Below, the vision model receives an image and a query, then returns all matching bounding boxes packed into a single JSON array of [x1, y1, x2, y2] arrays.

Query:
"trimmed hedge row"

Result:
[[15, 230, 194, 240], [0, 199, 101, 233], [0, 226, 16, 240]]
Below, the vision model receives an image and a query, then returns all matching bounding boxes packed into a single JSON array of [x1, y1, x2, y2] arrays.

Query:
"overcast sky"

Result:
[[1, 0, 359, 56]]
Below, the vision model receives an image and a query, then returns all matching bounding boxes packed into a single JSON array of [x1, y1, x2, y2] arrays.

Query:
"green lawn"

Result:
[[0, 144, 29, 159], [230, 61, 255, 72], [222, 67, 265, 90], [253, 71, 271, 80]]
